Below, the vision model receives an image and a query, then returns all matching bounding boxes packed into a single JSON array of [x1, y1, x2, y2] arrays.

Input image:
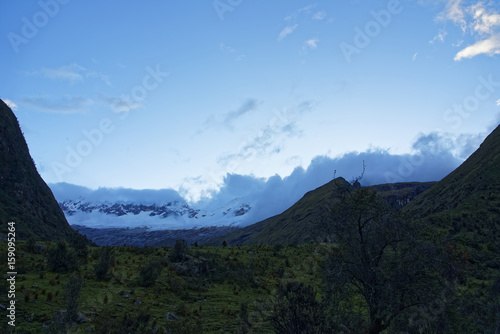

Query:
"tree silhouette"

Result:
[[322, 184, 458, 333]]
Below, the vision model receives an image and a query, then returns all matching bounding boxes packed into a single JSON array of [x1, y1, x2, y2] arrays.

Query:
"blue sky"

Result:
[[1, 0, 499, 203]]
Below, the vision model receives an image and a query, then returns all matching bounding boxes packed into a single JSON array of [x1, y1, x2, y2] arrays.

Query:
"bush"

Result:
[[139, 259, 163, 287], [65, 273, 84, 323], [268, 281, 329, 334], [94, 308, 152, 334], [94, 247, 115, 281], [169, 239, 188, 262], [46, 240, 79, 273]]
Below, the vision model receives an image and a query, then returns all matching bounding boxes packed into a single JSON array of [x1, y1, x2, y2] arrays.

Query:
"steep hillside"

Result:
[[0, 99, 80, 241], [404, 124, 500, 270], [404, 125, 500, 220], [212, 178, 435, 245]]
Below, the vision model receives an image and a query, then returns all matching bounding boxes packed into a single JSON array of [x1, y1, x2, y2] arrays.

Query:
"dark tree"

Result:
[[65, 273, 84, 323], [47, 240, 79, 273], [321, 186, 458, 334], [139, 259, 162, 287], [169, 239, 188, 262], [94, 246, 115, 281]]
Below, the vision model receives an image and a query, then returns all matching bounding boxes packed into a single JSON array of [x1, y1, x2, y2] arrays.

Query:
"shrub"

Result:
[[169, 239, 188, 262], [268, 281, 329, 334], [65, 273, 84, 323], [94, 247, 115, 281], [139, 259, 163, 287], [46, 240, 79, 273]]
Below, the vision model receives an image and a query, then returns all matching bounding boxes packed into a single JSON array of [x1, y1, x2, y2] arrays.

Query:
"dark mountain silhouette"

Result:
[[0, 99, 81, 241]]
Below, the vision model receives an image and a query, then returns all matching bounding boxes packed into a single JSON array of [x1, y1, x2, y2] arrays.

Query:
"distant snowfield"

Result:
[[59, 197, 253, 231], [64, 210, 245, 230]]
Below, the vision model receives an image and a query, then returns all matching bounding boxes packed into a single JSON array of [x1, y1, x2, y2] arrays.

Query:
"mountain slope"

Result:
[[403, 125, 500, 270], [211, 178, 436, 245], [0, 99, 79, 241], [404, 125, 500, 220]]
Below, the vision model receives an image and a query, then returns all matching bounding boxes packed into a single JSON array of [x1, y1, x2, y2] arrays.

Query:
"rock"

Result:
[[166, 312, 179, 321], [34, 244, 46, 253], [76, 312, 91, 323]]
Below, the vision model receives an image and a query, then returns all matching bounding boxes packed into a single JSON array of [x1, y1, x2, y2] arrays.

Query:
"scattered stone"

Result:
[[166, 312, 179, 321], [76, 312, 91, 323]]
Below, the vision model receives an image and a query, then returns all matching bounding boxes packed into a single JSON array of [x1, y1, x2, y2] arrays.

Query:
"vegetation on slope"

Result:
[[0, 99, 81, 242]]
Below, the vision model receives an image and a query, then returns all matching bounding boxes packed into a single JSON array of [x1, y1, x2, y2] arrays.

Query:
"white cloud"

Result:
[[220, 43, 245, 61], [312, 11, 326, 20], [430, 29, 447, 43], [454, 33, 500, 60], [440, 0, 467, 31], [100, 95, 141, 113], [497, 99, 500, 106], [3, 99, 18, 110], [433, 1, 500, 61], [29, 63, 111, 86], [304, 38, 319, 50], [285, 4, 316, 21], [39, 64, 85, 84], [278, 24, 298, 41], [50, 128, 489, 228], [469, 3, 500, 35], [20, 95, 93, 114], [412, 52, 418, 62], [220, 43, 236, 53]]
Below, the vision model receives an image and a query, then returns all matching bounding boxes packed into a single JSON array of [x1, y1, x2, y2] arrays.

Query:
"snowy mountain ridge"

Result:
[[58, 198, 252, 230]]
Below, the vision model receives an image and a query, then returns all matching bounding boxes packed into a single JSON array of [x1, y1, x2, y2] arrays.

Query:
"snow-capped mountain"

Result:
[[58, 198, 252, 230]]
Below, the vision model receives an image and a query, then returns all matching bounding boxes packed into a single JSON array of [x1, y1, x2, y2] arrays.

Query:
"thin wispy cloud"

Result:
[[28, 63, 111, 86], [223, 98, 259, 126], [220, 43, 236, 53], [220, 43, 245, 61], [38, 64, 85, 84], [284, 4, 316, 21], [195, 99, 260, 136], [20, 95, 93, 114], [430, 29, 447, 43], [412, 52, 418, 62], [217, 101, 313, 167], [312, 11, 327, 20], [304, 38, 319, 50], [3, 99, 18, 110], [217, 120, 301, 166], [496, 99, 500, 106], [439, 0, 467, 31], [278, 24, 298, 41], [100, 95, 141, 113]]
